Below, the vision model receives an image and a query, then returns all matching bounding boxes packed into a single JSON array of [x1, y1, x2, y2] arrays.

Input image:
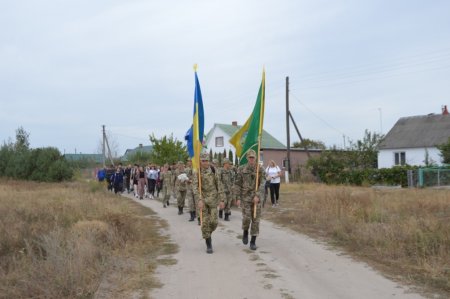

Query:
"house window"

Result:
[[215, 136, 224, 147], [394, 152, 406, 166]]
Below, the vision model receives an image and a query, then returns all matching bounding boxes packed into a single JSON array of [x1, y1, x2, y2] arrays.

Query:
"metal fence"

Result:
[[413, 168, 450, 188]]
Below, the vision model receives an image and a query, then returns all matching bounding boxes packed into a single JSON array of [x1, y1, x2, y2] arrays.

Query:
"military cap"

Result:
[[200, 152, 209, 161], [246, 149, 256, 158], [212, 159, 218, 164], [222, 158, 230, 164], [178, 161, 185, 165]]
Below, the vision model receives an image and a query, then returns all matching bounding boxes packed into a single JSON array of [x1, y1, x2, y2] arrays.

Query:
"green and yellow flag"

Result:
[[229, 70, 265, 165]]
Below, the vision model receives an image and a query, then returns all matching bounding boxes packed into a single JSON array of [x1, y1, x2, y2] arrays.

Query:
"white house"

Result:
[[378, 111, 450, 168], [204, 122, 285, 158]]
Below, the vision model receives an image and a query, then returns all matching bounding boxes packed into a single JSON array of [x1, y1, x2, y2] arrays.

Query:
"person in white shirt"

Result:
[[265, 160, 281, 207]]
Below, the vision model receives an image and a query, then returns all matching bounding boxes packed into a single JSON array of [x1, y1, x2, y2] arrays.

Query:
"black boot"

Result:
[[250, 236, 257, 250], [242, 230, 249, 245], [198, 217, 201, 226], [189, 211, 195, 221], [178, 207, 182, 215], [205, 237, 213, 254], [224, 212, 230, 221], [219, 210, 223, 219]]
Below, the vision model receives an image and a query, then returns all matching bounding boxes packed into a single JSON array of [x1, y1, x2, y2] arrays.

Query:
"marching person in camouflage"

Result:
[[234, 149, 265, 250], [219, 158, 234, 221], [161, 164, 172, 208], [185, 159, 197, 222], [175, 161, 188, 215], [193, 152, 224, 254], [171, 163, 178, 199]]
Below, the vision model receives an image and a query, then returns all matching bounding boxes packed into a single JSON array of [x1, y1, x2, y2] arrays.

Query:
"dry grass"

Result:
[[263, 183, 450, 297], [0, 179, 177, 299]]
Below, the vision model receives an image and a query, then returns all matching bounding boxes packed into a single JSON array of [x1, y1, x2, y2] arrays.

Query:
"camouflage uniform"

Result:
[[219, 158, 234, 218], [193, 160, 224, 240], [175, 163, 188, 214], [161, 167, 173, 207], [171, 165, 178, 198], [234, 150, 265, 239], [185, 164, 197, 219]]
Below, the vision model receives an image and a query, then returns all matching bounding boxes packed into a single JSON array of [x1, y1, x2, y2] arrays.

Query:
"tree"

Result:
[[149, 133, 188, 165], [292, 138, 326, 150], [349, 130, 385, 169], [228, 149, 233, 163], [437, 137, 450, 164], [223, 149, 227, 158], [0, 127, 72, 181], [127, 151, 152, 165], [15, 126, 30, 151], [307, 130, 384, 183]]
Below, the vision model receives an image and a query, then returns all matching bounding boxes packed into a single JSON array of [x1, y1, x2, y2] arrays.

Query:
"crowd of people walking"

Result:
[[96, 153, 283, 254]]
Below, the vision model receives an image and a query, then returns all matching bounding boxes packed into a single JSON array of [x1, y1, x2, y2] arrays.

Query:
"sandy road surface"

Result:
[[125, 194, 424, 299]]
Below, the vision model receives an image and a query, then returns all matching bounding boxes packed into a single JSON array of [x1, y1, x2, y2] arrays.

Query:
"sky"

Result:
[[1, 0, 450, 156]]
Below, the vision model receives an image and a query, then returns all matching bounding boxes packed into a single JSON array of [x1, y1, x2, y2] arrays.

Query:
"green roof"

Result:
[[64, 153, 104, 164], [121, 145, 153, 161], [207, 123, 286, 149]]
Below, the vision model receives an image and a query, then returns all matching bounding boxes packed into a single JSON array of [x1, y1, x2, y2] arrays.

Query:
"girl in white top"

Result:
[[265, 160, 281, 206]]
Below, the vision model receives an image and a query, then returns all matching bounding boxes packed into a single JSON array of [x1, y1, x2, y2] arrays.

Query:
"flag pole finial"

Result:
[[193, 64, 198, 72]]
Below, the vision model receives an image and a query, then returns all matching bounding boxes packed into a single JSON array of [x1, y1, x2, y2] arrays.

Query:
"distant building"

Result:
[[204, 122, 321, 168], [121, 144, 153, 162], [64, 153, 104, 164], [378, 106, 450, 168]]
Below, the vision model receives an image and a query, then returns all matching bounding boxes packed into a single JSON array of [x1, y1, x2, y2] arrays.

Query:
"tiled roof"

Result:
[[121, 145, 153, 161], [379, 114, 450, 149], [206, 123, 286, 149]]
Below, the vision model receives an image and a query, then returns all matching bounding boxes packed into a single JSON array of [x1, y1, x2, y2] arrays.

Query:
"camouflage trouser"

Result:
[[241, 200, 261, 236], [201, 204, 218, 239], [177, 189, 187, 208], [162, 184, 172, 205], [224, 191, 233, 214], [187, 187, 196, 212]]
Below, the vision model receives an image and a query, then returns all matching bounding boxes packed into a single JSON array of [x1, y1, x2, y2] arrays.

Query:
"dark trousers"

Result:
[[148, 179, 156, 195], [269, 183, 280, 204]]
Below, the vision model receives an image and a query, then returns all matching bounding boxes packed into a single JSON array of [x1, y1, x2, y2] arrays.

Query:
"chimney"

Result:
[[139, 143, 143, 148], [232, 121, 238, 126], [442, 105, 449, 115]]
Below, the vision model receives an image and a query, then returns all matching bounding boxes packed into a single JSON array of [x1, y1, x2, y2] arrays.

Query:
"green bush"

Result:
[[0, 128, 73, 182]]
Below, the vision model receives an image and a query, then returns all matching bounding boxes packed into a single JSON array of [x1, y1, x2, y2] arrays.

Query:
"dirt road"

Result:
[[127, 194, 424, 299]]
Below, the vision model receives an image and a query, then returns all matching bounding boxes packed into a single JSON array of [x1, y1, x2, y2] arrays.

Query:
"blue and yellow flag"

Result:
[[229, 70, 265, 165], [188, 65, 204, 170]]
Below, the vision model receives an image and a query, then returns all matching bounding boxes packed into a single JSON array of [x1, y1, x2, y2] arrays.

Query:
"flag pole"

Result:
[[193, 64, 203, 226], [254, 137, 261, 219], [198, 147, 203, 226], [254, 69, 265, 219]]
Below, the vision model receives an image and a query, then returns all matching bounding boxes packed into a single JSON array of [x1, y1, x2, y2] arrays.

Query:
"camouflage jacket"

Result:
[[161, 170, 173, 187], [192, 166, 224, 207], [175, 169, 188, 191], [234, 164, 265, 202], [218, 167, 234, 194]]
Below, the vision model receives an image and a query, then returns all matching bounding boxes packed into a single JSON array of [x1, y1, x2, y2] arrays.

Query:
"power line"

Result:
[[290, 91, 347, 137], [294, 47, 450, 82], [292, 64, 450, 91], [291, 48, 450, 90]]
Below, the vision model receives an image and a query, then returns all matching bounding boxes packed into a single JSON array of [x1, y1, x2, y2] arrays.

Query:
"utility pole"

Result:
[[286, 76, 291, 175]]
